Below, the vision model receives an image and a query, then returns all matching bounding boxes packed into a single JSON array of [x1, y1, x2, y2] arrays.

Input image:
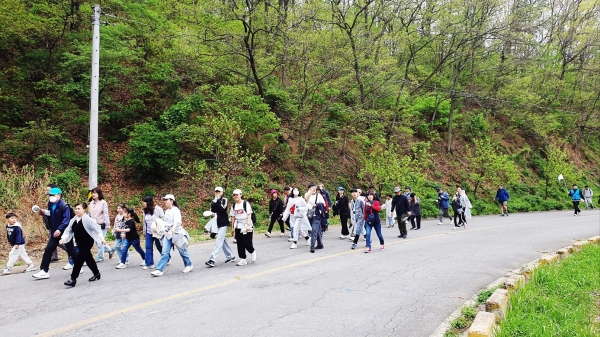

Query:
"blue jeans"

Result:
[[96, 228, 113, 259], [121, 239, 145, 264], [156, 236, 192, 272], [310, 218, 323, 248], [113, 237, 129, 263], [365, 222, 384, 249], [145, 233, 163, 266], [68, 246, 80, 265]]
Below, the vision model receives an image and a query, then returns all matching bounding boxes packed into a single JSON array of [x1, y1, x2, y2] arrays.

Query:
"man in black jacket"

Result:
[[205, 187, 236, 267], [391, 187, 410, 238]]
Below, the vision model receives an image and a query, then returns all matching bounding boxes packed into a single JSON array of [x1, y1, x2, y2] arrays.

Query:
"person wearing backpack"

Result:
[[305, 183, 326, 253], [229, 189, 256, 266], [205, 187, 236, 267], [265, 189, 285, 238], [282, 188, 311, 249], [319, 184, 332, 231], [582, 186, 594, 210], [33, 187, 78, 280]]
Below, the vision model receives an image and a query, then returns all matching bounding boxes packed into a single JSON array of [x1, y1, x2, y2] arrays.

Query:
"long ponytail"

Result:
[[126, 207, 141, 223]]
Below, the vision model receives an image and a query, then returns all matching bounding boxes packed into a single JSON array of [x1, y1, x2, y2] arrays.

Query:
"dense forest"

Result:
[[0, 0, 599, 233]]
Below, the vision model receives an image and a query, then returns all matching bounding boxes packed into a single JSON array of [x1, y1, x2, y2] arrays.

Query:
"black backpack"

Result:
[[62, 202, 76, 220]]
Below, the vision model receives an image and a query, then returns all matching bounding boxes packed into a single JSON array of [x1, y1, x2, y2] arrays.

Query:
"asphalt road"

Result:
[[1, 210, 598, 337]]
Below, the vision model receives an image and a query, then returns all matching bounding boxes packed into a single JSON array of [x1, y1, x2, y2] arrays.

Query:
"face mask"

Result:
[[49, 196, 58, 203]]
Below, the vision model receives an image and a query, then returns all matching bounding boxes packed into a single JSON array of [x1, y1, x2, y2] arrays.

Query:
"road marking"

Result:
[[37, 213, 598, 336]]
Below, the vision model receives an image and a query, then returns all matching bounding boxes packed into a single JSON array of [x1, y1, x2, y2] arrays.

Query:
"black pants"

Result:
[[267, 215, 284, 233], [234, 229, 255, 259], [410, 215, 422, 229], [572, 201, 581, 214], [454, 210, 466, 226], [398, 213, 408, 237], [41, 237, 77, 272], [340, 214, 350, 236], [71, 245, 99, 280]]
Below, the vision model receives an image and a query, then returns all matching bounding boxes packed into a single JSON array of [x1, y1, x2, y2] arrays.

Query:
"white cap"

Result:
[[232, 189, 242, 196], [162, 194, 176, 201], [214, 186, 223, 192]]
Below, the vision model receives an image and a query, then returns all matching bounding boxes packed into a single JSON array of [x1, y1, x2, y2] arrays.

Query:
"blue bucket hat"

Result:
[[337, 186, 344, 191], [49, 187, 62, 195]]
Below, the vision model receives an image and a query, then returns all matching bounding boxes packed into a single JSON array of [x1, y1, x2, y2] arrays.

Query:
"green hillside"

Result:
[[1, 0, 599, 237]]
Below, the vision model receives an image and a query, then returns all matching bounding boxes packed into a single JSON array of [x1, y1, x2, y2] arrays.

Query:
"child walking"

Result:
[[115, 208, 145, 269], [3, 213, 36, 274]]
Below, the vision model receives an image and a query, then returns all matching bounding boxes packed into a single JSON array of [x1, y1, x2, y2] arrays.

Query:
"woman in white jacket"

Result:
[[60, 202, 106, 287], [282, 188, 311, 249]]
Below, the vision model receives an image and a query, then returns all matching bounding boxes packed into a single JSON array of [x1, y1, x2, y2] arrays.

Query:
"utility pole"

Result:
[[89, 4, 101, 190]]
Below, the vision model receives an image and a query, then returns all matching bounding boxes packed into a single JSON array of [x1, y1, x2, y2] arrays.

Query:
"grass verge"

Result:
[[496, 244, 600, 337]]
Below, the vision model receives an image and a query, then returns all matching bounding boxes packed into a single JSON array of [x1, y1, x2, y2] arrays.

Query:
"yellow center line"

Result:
[[37, 214, 598, 336]]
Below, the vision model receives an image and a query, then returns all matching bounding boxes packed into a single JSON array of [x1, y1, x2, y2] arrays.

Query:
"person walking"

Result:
[[582, 186, 594, 210], [265, 189, 285, 238], [89, 187, 114, 262], [408, 192, 422, 230], [229, 189, 256, 266], [205, 187, 236, 267], [282, 188, 311, 249], [33, 187, 77, 280], [436, 188, 452, 225], [367, 185, 380, 201], [363, 193, 384, 253], [60, 203, 105, 287], [382, 194, 395, 228], [282, 186, 292, 231], [305, 184, 326, 253], [319, 184, 332, 231], [115, 208, 145, 269], [334, 187, 351, 238], [142, 197, 163, 269], [569, 185, 582, 216], [391, 187, 409, 238], [350, 188, 365, 250], [495, 185, 510, 216], [2, 213, 36, 274], [151, 194, 193, 276], [111, 204, 129, 266]]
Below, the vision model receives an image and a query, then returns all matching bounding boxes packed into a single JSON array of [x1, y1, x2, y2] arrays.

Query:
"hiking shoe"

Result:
[[63, 263, 73, 270], [2, 267, 10, 275], [115, 263, 126, 269], [316, 245, 324, 250], [32, 270, 49, 279], [290, 243, 298, 249], [183, 265, 193, 273], [365, 248, 371, 253], [25, 264, 37, 272], [224, 257, 236, 264], [264, 232, 271, 238], [310, 247, 315, 253], [237, 259, 247, 266], [151, 270, 163, 277], [351, 243, 356, 250], [205, 260, 215, 268]]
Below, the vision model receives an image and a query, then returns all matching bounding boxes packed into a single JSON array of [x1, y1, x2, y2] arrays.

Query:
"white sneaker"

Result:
[[265, 232, 271, 238], [143, 264, 154, 270], [151, 270, 163, 277], [140, 262, 146, 266], [287, 238, 294, 242], [183, 265, 193, 273], [32, 270, 49, 279], [125, 261, 130, 265], [251, 250, 257, 262], [115, 263, 127, 269], [236, 259, 247, 266], [437, 222, 443, 225], [280, 233, 285, 237], [305, 239, 310, 246], [290, 243, 297, 249], [233, 239, 237, 244], [25, 264, 37, 272], [1, 268, 10, 275], [339, 235, 346, 239], [63, 263, 73, 270], [349, 236, 354, 241], [167, 259, 171, 265]]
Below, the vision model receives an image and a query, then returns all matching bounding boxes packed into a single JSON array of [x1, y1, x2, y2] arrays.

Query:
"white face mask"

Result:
[[49, 196, 58, 203]]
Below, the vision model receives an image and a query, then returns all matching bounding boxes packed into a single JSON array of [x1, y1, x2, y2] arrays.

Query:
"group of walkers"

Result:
[[2, 181, 597, 286]]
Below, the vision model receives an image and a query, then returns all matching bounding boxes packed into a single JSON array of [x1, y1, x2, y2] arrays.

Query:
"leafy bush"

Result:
[[122, 122, 180, 180]]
